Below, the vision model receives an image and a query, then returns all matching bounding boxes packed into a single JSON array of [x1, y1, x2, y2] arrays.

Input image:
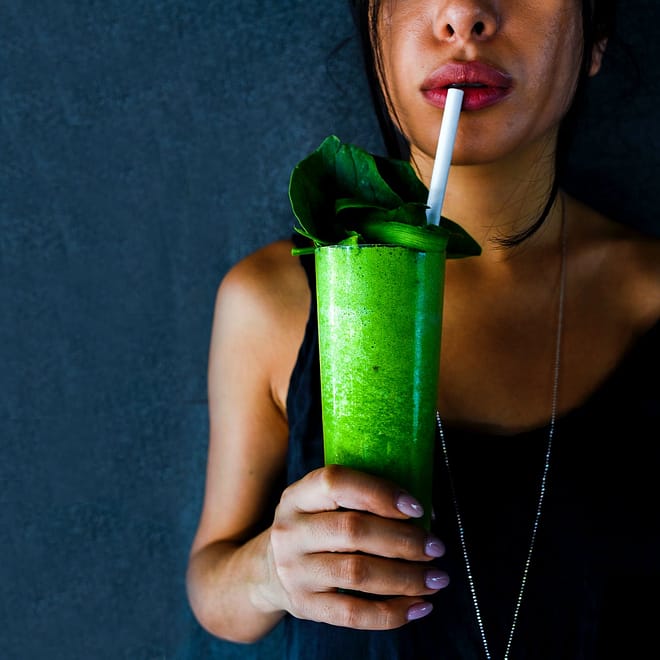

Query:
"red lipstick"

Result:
[[421, 62, 513, 111]]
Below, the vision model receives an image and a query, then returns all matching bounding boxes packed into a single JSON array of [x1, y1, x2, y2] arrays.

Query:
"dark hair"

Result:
[[349, 0, 618, 245]]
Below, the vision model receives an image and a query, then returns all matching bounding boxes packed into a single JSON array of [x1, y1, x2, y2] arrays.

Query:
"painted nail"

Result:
[[407, 602, 434, 621], [425, 535, 445, 558], [425, 570, 450, 590], [396, 492, 424, 518]]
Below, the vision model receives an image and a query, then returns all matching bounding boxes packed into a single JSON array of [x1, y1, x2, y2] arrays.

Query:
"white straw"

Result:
[[425, 88, 464, 226]]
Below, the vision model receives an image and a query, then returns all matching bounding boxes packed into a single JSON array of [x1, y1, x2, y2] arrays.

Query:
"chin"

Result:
[[449, 150, 511, 167], [438, 142, 511, 168]]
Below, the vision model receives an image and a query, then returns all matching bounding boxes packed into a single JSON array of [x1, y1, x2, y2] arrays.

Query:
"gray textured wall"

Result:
[[1, 2, 380, 658], [1, 1, 657, 659]]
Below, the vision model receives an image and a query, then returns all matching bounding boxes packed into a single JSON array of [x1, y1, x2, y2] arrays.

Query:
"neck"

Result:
[[411, 133, 562, 262]]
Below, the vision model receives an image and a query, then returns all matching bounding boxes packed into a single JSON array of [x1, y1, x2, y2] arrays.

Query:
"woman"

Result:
[[187, 1, 660, 657]]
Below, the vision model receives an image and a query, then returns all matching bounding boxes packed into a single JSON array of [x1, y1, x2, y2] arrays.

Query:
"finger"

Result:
[[296, 592, 433, 630], [299, 553, 450, 597], [296, 510, 445, 560], [282, 465, 425, 520]]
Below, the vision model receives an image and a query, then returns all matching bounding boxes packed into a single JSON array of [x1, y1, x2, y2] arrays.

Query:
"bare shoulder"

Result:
[[570, 196, 660, 330], [213, 239, 311, 412], [625, 225, 660, 317], [601, 213, 659, 324], [219, 239, 310, 321]]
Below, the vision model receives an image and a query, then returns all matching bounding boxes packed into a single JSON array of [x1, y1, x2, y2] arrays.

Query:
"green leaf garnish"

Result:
[[289, 135, 481, 258]]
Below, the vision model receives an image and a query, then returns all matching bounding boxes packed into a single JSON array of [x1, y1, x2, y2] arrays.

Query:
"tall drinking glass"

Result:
[[315, 244, 445, 530]]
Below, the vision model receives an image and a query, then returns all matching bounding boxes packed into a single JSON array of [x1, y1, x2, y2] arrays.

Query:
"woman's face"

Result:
[[376, 0, 604, 170]]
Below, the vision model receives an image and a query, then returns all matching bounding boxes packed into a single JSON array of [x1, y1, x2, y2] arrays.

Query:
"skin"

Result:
[[186, 0, 660, 643], [380, 0, 591, 168]]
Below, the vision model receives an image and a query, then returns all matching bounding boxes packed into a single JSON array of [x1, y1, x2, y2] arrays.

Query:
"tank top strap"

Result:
[[285, 240, 324, 486], [291, 233, 317, 293]]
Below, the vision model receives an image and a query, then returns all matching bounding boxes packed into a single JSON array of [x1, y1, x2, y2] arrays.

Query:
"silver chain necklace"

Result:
[[436, 206, 567, 660]]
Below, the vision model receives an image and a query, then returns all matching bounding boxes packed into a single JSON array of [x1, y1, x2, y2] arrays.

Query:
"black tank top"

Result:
[[282, 248, 660, 659]]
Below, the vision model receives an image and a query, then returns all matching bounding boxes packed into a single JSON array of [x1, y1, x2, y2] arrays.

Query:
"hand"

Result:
[[261, 465, 448, 630]]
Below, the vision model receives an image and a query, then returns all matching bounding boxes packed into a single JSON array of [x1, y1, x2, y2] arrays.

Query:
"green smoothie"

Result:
[[315, 244, 445, 529]]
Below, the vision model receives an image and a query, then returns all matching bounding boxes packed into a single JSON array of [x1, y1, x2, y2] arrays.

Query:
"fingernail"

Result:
[[396, 492, 424, 518], [424, 535, 445, 558], [407, 602, 433, 621], [425, 570, 450, 590]]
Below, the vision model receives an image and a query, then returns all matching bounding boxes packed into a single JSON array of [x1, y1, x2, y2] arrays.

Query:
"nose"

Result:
[[434, 1, 499, 43]]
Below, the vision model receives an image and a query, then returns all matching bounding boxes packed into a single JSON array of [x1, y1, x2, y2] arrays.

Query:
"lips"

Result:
[[421, 62, 513, 111]]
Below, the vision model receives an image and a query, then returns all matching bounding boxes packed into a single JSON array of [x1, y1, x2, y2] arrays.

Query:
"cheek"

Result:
[[519, 14, 583, 120], [544, 9, 583, 92], [379, 23, 426, 121]]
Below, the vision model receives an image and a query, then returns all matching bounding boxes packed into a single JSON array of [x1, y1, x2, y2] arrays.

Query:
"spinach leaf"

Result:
[[289, 135, 481, 258]]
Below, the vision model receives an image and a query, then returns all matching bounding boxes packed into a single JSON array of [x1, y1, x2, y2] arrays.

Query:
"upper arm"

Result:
[[191, 241, 309, 553]]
